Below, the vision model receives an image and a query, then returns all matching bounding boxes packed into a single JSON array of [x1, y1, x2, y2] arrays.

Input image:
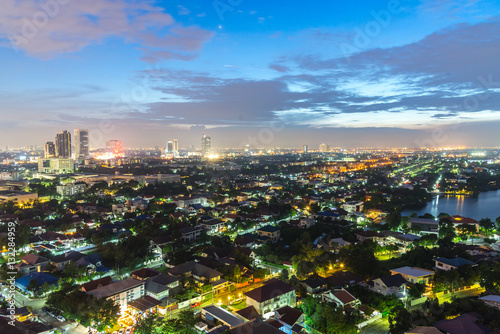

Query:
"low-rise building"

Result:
[[244, 279, 296, 318], [15, 254, 50, 275], [389, 267, 435, 285], [369, 274, 407, 297], [256, 225, 281, 243], [0, 191, 38, 204], [479, 295, 500, 310], [341, 201, 364, 213], [86, 278, 145, 312], [38, 158, 75, 174], [56, 182, 87, 196], [433, 257, 477, 271], [322, 289, 360, 311]]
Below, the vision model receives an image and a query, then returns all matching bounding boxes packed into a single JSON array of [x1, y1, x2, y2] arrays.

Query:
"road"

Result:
[[360, 317, 389, 334], [12, 291, 89, 334], [436, 286, 485, 304]]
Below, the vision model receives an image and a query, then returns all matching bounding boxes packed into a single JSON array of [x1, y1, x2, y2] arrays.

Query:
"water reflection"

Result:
[[402, 190, 500, 220]]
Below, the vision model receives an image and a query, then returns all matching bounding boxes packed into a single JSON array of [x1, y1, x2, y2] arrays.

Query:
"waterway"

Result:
[[401, 190, 500, 220]]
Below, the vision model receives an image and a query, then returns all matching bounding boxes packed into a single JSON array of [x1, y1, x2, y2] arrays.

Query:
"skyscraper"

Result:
[[173, 139, 179, 153], [319, 143, 330, 152], [44, 142, 55, 158], [74, 129, 89, 159], [303, 144, 308, 153], [201, 133, 211, 156], [166, 140, 174, 153], [55, 130, 71, 158]]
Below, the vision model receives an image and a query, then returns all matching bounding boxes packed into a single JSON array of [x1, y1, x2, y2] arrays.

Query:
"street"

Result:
[[12, 291, 89, 334]]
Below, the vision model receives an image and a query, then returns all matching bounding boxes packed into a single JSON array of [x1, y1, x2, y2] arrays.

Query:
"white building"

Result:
[[341, 201, 364, 213], [56, 183, 87, 196], [87, 278, 145, 312]]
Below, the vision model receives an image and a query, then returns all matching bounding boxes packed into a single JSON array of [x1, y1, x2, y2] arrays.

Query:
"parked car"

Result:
[[190, 302, 201, 307], [57, 315, 66, 322]]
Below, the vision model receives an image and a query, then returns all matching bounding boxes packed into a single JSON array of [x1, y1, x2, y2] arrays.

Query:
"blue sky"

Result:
[[1, 0, 500, 149]]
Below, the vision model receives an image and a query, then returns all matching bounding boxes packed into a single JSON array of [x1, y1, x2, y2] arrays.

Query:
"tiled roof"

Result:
[[244, 279, 296, 303]]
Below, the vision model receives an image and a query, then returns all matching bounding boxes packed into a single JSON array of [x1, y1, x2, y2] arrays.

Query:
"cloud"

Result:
[[0, 0, 213, 62], [269, 64, 290, 73], [177, 5, 191, 16]]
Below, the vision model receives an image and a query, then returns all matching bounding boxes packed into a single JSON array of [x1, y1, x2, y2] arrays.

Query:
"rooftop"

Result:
[[87, 278, 144, 299], [244, 279, 296, 303], [390, 267, 435, 278]]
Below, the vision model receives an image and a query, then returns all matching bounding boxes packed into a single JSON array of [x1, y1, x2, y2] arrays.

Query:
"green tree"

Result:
[[389, 304, 412, 334], [27, 279, 40, 295], [479, 218, 494, 236]]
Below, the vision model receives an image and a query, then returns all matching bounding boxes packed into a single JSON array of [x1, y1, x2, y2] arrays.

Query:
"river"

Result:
[[401, 190, 500, 220]]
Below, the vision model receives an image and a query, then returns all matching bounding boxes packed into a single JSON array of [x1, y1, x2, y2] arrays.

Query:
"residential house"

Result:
[[257, 225, 281, 243], [369, 274, 407, 297], [355, 230, 385, 244], [405, 327, 443, 334], [322, 289, 360, 311], [244, 279, 297, 317], [433, 257, 477, 271], [15, 254, 50, 275], [145, 273, 181, 300], [200, 219, 226, 234], [81, 277, 113, 293], [18, 219, 46, 235], [298, 217, 315, 229], [179, 226, 203, 243], [408, 218, 439, 234], [230, 318, 284, 334], [168, 260, 230, 294], [389, 267, 435, 285], [341, 201, 364, 213], [131, 268, 161, 281], [479, 295, 500, 310], [86, 278, 145, 312], [434, 313, 487, 334], [323, 271, 363, 289], [274, 306, 306, 334], [300, 278, 327, 294]]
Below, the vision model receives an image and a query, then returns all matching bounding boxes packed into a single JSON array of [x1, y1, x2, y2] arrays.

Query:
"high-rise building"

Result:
[[319, 143, 330, 152], [55, 130, 71, 158], [166, 140, 174, 153], [201, 133, 211, 156], [166, 139, 179, 154], [173, 139, 179, 153], [303, 144, 308, 153], [74, 129, 89, 159], [44, 142, 55, 158]]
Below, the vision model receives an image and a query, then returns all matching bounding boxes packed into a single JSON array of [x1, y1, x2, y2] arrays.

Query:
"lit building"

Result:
[[303, 144, 308, 153], [0, 191, 38, 204], [201, 133, 211, 156], [44, 142, 55, 158], [319, 143, 330, 152], [56, 183, 87, 197], [173, 139, 179, 153], [38, 158, 75, 174], [55, 130, 71, 158], [74, 129, 89, 159]]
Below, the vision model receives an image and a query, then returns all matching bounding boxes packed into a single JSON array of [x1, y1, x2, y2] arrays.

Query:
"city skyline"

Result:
[[1, 1, 500, 148]]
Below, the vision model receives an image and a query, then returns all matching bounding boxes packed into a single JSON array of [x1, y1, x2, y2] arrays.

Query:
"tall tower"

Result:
[[172, 139, 179, 154], [166, 140, 174, 153], [201, 133, 211, 156], [303, 144, 308, 153], [74, 129, 89, 159], [44, 142, 55, 158], [55, 130, 71, 158]]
